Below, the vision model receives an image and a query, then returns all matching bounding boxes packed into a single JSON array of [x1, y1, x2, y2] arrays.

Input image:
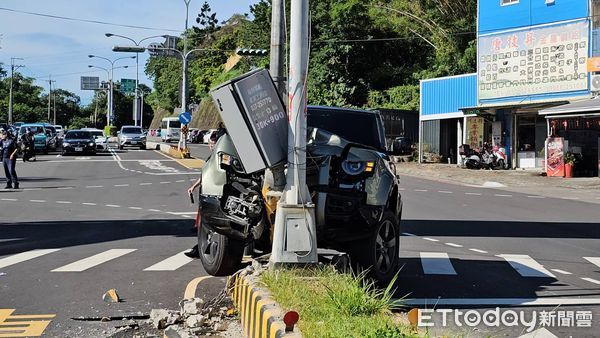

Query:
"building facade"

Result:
[[420, 0, 600, 176]]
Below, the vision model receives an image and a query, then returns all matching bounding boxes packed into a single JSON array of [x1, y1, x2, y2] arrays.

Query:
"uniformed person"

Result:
[[1, 129, 19, 189]]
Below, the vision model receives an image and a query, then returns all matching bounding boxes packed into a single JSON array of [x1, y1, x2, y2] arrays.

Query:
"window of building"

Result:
[[500, 0, 519, 5]]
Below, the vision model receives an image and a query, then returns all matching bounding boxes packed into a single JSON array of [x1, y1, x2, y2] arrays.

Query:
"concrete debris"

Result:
[[101, 317, 111, 322], [102, 289, 121, 303], [181, 297, 204, 316], [213, 322, 227, 331], [185, 314, 206, 328], [149, 309, 180, 330], [163, 325, 193, 338]]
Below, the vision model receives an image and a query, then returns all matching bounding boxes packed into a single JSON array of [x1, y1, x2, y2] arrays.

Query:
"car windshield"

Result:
[[90, 131, 104, 138], [45, 126, 56, 133], [168, 121, 181, 128], [65, 131, 91, 139], [307, 108, 384, 150], [21, 126, 45, 134], [122, 127, 142, 134]]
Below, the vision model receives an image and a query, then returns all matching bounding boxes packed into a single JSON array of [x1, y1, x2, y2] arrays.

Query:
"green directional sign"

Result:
[[120, 79, 136, 93]]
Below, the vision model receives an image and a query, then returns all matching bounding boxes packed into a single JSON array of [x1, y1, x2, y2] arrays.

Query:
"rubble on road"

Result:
[[149, 309, 181, 330], [102, 289, 121, 303]]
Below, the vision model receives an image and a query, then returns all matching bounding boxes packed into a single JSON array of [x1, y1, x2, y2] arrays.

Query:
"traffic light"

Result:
[[236, 48, 268, 56]]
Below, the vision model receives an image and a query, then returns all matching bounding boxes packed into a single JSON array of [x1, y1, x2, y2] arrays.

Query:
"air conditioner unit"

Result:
[[591, 75, 600, 92]]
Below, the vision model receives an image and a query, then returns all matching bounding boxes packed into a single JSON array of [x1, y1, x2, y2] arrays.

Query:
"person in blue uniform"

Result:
[[1, 129, 19, 189]]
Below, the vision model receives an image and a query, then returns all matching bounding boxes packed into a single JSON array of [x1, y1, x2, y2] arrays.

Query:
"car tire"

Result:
[[198, 219, 245, 276], [348, 211, 399, 284]]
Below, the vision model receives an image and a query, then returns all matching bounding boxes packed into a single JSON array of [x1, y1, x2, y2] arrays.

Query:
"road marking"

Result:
[[527, 195, 545, 199], [85, 185, 103, 188], [52, 249, 136, 272], [106, 204, 120, 208], [497, 254, 556, 278], [114, 184, 129, 187], [423, 237, 439, 242], [1, 198, 17, 201], [445, 243, 463, 248], [464, 192, 482, 196], [517, 328, 558, 338], [401, 298, 600, 306], [581, 277, 600, 285], [402, 232, 416, 237], [398, 188, 405, 191], [176, 180, 185, 183], [148, 209, 162, 212], [82, 202, 97, 206], [181, 215, 193, 218], [562, 196, 580, 200], [0, 238, 24, 243], [144, 251, 194, 271], [550, 269, 572, 275], [128, 207, 143, 210], [0, 249, 61, 269], [583, 257, 600, 268], [184, 276, 213, 299], [168, 212, 197, 215], [494, 194, 513, 197], [56, 187, 73, 190], [414, 189, 428, 192], [0, 309, 56, 337], [55, 201, 72, 204], [29, 200, 46, 203], [420, 252, 457, 275], [438, 190, 453, 194], [139, 183, 152, 186], [469, 248, 488, 254], [23, 188, 42, 191], [160, 181, 171, 184]]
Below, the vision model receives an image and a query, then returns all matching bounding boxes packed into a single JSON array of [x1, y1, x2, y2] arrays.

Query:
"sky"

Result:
[[0, 0, 259, 105]]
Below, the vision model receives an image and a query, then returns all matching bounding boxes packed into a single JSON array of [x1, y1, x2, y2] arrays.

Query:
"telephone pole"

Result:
[[45, 75, 56, 123], [8, 57, 24, 125], [270, 0, 286, 100]]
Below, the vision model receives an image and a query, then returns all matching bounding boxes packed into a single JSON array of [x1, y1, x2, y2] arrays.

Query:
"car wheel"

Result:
[[198, 220, 245, 276], [349, 211, 399, 284]]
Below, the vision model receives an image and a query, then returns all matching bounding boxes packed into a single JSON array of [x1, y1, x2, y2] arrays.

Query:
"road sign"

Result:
[[81, 76, 100, 90], [179, 111, 192, 124], [113, 45, 146, 53], [120, 79, 136, 93]]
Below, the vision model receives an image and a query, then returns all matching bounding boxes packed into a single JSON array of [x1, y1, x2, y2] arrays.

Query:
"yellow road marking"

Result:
[[0, 309, 55, 337], [184, 276, 213, 299]]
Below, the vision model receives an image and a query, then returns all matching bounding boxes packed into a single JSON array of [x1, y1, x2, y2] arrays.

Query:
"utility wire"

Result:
[[0, 7, 182, 33]]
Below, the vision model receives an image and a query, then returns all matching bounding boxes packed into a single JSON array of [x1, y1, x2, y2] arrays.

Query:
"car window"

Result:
[[122, 127, 142, 134], [168, 121, 181, 128], [65, 131, 91, 139], [21, 126, 45, 135], [307, 108, 384, 150], [90, 131, 104, 138]]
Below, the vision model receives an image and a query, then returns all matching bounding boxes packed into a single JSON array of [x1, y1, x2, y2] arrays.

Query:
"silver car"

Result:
[[82, 128, 109, 152], [118, 126, 146, 150]]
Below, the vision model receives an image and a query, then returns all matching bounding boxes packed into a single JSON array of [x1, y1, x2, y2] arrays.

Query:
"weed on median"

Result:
[[260, 267, 420, 338]]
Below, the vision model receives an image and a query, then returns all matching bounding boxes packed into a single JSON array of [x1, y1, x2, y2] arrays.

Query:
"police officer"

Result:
[[1, 129, 19, 189]]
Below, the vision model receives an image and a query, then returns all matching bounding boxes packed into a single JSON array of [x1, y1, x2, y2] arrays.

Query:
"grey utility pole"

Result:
[[270, 0, 318, 266], [45, 75, 56, 123], [181, 0, 192, 114], [8, 57, 24, 125], [270, 0, 286, 100]]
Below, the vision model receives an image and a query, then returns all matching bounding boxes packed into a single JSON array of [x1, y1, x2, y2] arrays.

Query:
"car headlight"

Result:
[[89, 142, 95, 147], [63, 142, 70, 147], [341, 160, 375, 175]]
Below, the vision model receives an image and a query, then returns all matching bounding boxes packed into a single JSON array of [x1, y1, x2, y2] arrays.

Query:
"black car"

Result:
[[62, 130, 96, 155]]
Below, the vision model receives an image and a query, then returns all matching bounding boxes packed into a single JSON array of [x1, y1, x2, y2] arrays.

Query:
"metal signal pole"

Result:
[[8, 57, 24, 125]]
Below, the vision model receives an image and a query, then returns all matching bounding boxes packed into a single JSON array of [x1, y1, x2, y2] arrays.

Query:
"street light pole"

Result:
[[8, 57, 24, 125], [45, 75, 56, 123], [182, 0, 192, 115]]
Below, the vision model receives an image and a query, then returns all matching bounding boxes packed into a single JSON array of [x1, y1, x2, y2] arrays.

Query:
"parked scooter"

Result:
[[461, 143, 508, 170]]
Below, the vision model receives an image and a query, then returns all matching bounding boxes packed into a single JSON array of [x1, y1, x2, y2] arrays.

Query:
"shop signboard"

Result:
[[587, 56, 600, 72], [478, 20, 589, 101], [467, 117, 485, 149], [545, 137, 565, 177]]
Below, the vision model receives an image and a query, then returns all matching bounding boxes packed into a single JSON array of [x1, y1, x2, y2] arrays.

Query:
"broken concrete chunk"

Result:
[[163, 325, 193, 338], [102, 289, 121, 303], [149, 309, 180, 330], [185, 314, 207, 328], [181, 298, 204, 316], [213, 322, 227, 332]]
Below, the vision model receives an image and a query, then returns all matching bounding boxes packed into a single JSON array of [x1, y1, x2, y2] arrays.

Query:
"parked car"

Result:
[[42, 124, 58, 151], [82, 128, 109, 152], [390, 137, 413, 155], [118, 126, 146, 150], [62, 130, 96, 155], [18, 124, 49, 154]]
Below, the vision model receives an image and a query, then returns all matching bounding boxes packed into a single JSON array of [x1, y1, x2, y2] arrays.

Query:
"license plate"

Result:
[[131, 141, 137, 145], [75, 147, 83, 152]]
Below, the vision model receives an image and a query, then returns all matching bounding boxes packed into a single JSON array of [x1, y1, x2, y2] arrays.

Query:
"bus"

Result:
[[160, 117, 181, 143]]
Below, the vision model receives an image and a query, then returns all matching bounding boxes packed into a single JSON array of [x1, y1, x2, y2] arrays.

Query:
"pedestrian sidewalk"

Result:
[[395, 162, 600, 204]]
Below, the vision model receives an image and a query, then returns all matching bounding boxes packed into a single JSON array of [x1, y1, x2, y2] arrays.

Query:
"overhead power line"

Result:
[[0, 7, 182, 33]]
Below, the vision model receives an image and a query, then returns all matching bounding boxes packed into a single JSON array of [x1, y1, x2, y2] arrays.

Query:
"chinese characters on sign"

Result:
[[478, 20, 589, 100], [546, 137, 565, 177], [467, 117, 485, 148]]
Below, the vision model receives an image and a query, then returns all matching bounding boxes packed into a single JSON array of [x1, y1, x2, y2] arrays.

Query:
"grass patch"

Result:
[[260, 267, 420, 338]]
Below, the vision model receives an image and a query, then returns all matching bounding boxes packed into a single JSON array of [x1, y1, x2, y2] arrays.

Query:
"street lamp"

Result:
[[105, 33, 167, 127], [88, 65, 128, 126], [88, 55, 135, 126]]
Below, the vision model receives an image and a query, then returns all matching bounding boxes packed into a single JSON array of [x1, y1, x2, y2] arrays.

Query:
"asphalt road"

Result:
[[1, 145, 598, 337]]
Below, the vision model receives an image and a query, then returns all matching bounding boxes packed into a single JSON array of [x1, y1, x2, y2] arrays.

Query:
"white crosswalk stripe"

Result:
[[52, 249, 136, 272], [0, 249, 61, 269], [420, 252, 457, 275], [583, 257, 600, 268], [497, 254, 556, 278], [144, 251, 194, 271]]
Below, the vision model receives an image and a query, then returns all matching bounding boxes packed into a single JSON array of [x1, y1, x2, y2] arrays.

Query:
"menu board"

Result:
[[478, 20, 589, 100], [546, 137, 565, 177]]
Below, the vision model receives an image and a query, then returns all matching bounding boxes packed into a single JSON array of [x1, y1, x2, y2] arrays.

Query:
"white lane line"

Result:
[[57, 187, 74, 190], [56, 201, 73, 204], [52, 249, 137, 272], [0, 249, 61, 269], [23, 188, 42, 191], [402, 232, 416, 237], [551, 269, 572, 275], [181, 215, 193, 218], [583, 257, 600, 268], [420, 252, 457, 275], [398, 188, 405, 191], [106, 204, 121, 208], [562, 196, 580, 200], [469, 248, 488, 254], [423, 237, 439, 242], [128, 207, 143, 210], [1, 198, 18, 201], [527, 195, 545, 199], [140, 183, 152, 186], [82, 202, 97, 206], [494, 194, 513, 197], [175, 180, 185, 183], [401, 298, 600, 306], [190, 179, 196, 181], [29, 200, 46, 203], [445, 243, 463, 248], [414, 189, 428, 192], [0, 238, 24, 243], [581, 277, 600, 285], [497, 254, 556, 278], [438, 190, 453, 194], [86, 185, 103, 188], [465, 192, 482, 196], [143, 251, 194, 271], [168, 212, 197, 215], [160, 181, 171, 184], [114, 184, 130, 187], [148, 209, 162, 212]]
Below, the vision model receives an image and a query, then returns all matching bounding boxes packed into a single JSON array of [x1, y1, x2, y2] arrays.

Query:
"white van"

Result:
[[160, 117, 181, 143]]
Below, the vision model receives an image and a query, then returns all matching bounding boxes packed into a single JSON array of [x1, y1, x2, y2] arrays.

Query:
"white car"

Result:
[[203, 129, 217, 144], [82, 128, 109, 151]]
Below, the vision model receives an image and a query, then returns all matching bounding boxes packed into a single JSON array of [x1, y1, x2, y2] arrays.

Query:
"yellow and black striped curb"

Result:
[[229, 272, 302, 338]]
